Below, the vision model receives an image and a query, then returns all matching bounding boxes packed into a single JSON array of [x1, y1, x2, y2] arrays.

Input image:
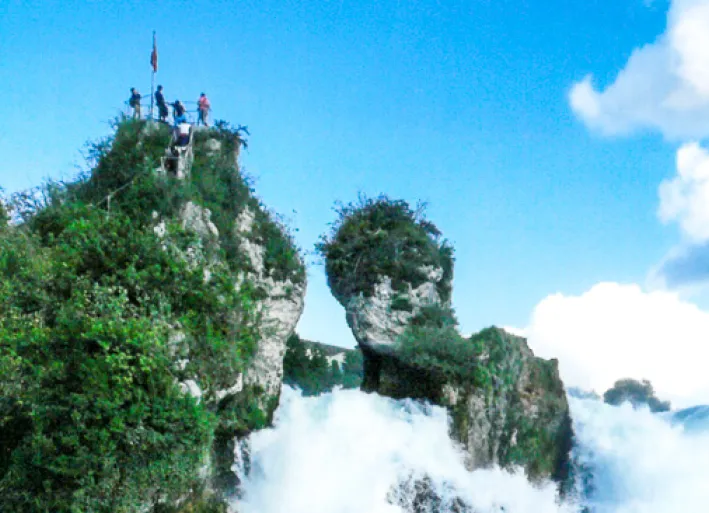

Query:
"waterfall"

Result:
[[233, 387, 708, 513]]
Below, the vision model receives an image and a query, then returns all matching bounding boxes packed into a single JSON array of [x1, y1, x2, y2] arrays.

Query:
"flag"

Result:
[[150, 32, 158, 72]]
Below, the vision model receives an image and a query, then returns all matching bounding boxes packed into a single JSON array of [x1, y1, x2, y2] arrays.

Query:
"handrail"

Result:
[[90, 176, 137, 216]]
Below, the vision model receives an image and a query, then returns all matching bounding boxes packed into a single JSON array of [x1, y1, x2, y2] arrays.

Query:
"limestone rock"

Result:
[[367, 327, 572, 484], [449, 329, 571, 482], [346, 272, 445, 354], [180, 201, 219, 240], [235, 207, 306, 401]]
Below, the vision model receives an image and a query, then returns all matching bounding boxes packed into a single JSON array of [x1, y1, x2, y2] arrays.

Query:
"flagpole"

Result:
[[150, 31, 156, 120]]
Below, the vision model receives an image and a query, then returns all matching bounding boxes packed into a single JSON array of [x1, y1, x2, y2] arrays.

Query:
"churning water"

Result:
[[235, 387, 709, 513]]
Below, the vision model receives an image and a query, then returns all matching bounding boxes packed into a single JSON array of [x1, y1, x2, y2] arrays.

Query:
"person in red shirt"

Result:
[[197, 93, 211, 127]]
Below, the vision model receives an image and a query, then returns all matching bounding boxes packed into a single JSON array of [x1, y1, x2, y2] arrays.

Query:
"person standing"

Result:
[[155, 85, 168, 123], [197, 93, 211, 127], [172, 100, 187, 125], [129, 88, 142, 119]]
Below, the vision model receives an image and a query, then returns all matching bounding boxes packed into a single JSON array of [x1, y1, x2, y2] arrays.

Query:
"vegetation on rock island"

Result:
[[604, 378, 671, 412], [0, 117, 303, 512], [316, 195, 454, 305]]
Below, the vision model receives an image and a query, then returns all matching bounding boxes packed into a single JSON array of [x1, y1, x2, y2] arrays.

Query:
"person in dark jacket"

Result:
[[129, 88, 141, 119], [155, 85, 168, 122]]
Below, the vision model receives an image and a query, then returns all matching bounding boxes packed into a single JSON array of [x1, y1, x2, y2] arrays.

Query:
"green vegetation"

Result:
[[0, 190, 8, 227], [395, 307, 503, 389], [0, 118, 304, 512], [316, 195, 453, 304], [283, 334, 364, 395], [604, 378, 671, 412]]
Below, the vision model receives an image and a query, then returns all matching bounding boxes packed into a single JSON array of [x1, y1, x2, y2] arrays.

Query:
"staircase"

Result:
[[160, 125, 195, 179]]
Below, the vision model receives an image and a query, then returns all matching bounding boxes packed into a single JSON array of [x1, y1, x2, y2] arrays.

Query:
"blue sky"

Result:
[[3, 0, 709, 403]]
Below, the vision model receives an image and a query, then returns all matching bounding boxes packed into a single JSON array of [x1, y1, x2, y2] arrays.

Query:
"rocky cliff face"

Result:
[[236, 207, 306, 403], [148, 128, 307, 508], [0, 119, 305, 513], [346, 266, 445, 355], [443, 329, 572, 483]]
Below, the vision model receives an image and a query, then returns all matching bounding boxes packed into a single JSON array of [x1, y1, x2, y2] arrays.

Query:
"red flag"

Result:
[[150, 32, 158, 72]]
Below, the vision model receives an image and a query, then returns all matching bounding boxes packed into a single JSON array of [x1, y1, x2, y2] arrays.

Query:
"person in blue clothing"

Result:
[[171, 100, 187, 124]]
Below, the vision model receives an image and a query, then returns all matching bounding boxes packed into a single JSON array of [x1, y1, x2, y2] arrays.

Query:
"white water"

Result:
[[570, 397, 709, 513], [236, 387, 709, 513]]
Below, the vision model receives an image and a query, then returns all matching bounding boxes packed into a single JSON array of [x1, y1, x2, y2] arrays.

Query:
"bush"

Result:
[[0, 251, 215, 512], [396, 325, 475, 383], [603, 378, 671, 412], [394, 305, 473, 383], [316, 195, 453, 304]]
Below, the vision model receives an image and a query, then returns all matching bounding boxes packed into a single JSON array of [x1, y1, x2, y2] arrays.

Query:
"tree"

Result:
[[283, 334, 364, 394], [341, 350, 364, 389], [0, 194, 7, 228], [603, 378, 671, 412]]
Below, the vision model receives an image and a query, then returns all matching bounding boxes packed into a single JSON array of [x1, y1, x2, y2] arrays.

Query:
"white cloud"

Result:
[[658, 141, 709, 242], [570, 0, 709, 138], [523, 282, 709, 408], [652, 141, 709, 288]]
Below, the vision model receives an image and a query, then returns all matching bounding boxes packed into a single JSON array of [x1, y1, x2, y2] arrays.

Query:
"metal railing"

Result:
[[123, 100, 210, 125]]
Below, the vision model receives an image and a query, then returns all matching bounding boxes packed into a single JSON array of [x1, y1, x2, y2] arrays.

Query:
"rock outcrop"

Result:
[[443, 329, 572, 483], [318, 196, 572, 486], [236, 207, 306, 402], [351, 293, 572, 483], [0, 119, 304, 513]]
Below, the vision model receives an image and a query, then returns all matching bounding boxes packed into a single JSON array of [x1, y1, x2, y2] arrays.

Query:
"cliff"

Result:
[[0, 118, 305, 513]]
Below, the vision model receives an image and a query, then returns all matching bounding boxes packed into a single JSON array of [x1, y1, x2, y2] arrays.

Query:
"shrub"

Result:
[[316, 195, 453, 304], [396, 324, 475, 383], [0, 270, 215, 512], [395, 324, 527, 390]]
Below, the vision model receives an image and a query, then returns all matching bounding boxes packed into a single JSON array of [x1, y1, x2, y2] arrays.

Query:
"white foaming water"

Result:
[[236, 387, 709, 513], [237, 387, 573, 513], [570, 397, 709, 513]]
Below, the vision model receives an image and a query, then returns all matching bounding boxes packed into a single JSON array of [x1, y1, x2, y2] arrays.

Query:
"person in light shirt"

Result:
[[197, 93, 211, 127]]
